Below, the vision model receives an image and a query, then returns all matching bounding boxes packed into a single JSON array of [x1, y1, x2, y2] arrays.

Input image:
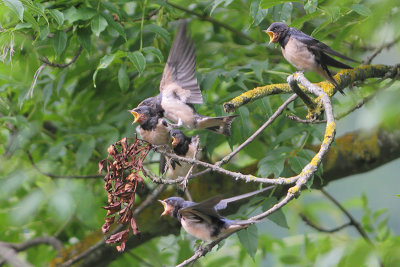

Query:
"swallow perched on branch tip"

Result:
[[265, 22, 359, 94], [159, 186, 274, 241]]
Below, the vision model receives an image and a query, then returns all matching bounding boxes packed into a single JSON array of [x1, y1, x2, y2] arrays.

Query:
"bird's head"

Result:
[[264, 22, 289, 43], [128, 106, 152, 125], [158, 197, 185, 217], [169, 129, 186, 148]]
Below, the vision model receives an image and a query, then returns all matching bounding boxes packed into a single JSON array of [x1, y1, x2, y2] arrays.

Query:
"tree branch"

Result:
[[175, 72, 336, 266], [26, 151, 103, 179], [165, 1, 258, 43], [40, 46, 83, 68], [320, 188, 373, 244], [224, 64, 400, 112], [362, 36, 400, 65], [300, 213, 352, 233]]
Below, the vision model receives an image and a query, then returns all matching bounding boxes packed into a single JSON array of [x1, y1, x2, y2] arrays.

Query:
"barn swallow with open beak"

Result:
[[159, 186, 273, 241], [164, 129, 200, 179], [138, 21, 237, 135], [129, 105, 172, 146], [265, 22, 359, 94]]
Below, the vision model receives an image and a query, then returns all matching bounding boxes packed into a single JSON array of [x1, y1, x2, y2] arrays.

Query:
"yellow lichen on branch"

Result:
[[224, 64, 398, 112]]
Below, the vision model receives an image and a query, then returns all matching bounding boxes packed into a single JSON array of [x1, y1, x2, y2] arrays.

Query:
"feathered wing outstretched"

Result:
[[159, 21, 203, 104], [214, 186, 274, 211]]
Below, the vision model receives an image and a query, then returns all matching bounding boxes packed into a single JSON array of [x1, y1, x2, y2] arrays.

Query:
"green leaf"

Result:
[[280, 2, 293, 22], [396, 194, 400, 197], [142, 46, 164, 63], [288, 156, 309, 174], [262, 197, 289, 228], [351, 4, 372, 17], [118, 64, 129, 92], [75, 137, 96, 169], [22, 9, 39, 31], [237, 224, 258, 260], [77, 27, 91, 52], [127, 51, 146, 76], [53, 30, 67, 55], [144, 24, 171, 44], [64, 7, 97, 23], [260, 0, 301, 9], [3, 0, 24, 21], [39, 25, 49, 40], [304, 0, 318, 14], [290, 12, 321, 29], [280, 255, 302, 264], [93, 54, 116, 87], [91, 14, 108, 37], [101, 11, 126, 40], [49, 9, 64, 26], [323, 6, 341, 22]]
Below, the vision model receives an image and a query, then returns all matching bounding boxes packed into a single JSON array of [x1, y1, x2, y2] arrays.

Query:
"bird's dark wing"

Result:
[[160, 21, 203, 104], [179, 196, 223, 220], [319, 52, 352, 69], [214, 186, 274, 211], [290, 28, 358, 63]]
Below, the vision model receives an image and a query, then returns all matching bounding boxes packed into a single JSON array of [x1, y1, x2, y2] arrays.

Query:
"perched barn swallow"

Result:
[[165, 129, 199, 179], [136, 21, 237, 135], [129, 105, 172, 146], [159, 186, 273, 241], [265, 22, 358, 94]]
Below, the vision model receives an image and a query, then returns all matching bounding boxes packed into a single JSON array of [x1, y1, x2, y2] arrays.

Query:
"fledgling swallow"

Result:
[[165, 129, 199, 179], [129, 105, 172, 146], [159, 186, 273, 241], [138, 21, 238, 135], [265, 22, 359, 94]]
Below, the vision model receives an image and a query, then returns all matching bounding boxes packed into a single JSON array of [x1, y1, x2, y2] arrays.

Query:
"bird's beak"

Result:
[[264, 30, 278, 44], [171, 137, 179, 147], [129, 110, 140, 123], [158, 200, 172, 216]]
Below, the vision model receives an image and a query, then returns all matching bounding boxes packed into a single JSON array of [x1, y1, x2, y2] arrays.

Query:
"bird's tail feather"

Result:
[[322, 53, 352, 69], [197, 115, 238, 136]]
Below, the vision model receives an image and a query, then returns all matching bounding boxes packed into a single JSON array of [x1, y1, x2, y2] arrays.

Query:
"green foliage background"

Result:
[[0, 0, 399, 266]]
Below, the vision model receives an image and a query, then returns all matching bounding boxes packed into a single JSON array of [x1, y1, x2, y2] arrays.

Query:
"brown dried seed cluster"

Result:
[[99, 137, 151, 252]]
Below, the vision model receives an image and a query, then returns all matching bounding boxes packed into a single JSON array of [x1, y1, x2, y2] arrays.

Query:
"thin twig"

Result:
[[40, 46, 83, 68], [299, 213, 352, 233], [132, 7, 160, 22], [286, 114, 326, 124], [26, 151, 103, 179], [0, 236, 62, 266], [165, 1, 259, 44], [216, 94, 298, 166], [362, 36, 400, 65], [180, 136, 200, 189], [320, 188, 373, 245]]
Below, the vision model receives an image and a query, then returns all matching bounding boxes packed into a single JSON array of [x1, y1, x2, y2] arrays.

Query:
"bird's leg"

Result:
[[167, 118, 183, 128]]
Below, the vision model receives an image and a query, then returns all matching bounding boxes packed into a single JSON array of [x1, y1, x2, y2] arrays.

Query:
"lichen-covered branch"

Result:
[[175, 72, 336, 266], [224, 64, 400, 112]]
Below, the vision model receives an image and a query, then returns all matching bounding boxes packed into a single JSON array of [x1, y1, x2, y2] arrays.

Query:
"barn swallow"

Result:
[[159, 186, 273, 241], [129, 105, 172, 146], [138, 21, 237, 135], [265, 22, 359, 94], [164, 129, 199, 179]]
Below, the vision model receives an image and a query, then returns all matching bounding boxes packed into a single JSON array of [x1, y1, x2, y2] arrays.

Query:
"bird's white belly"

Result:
[[161, 97, 196, 128], [282, 39, 317, 71], [138, 123, 169, 145], [180, 217, 212, 241]]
